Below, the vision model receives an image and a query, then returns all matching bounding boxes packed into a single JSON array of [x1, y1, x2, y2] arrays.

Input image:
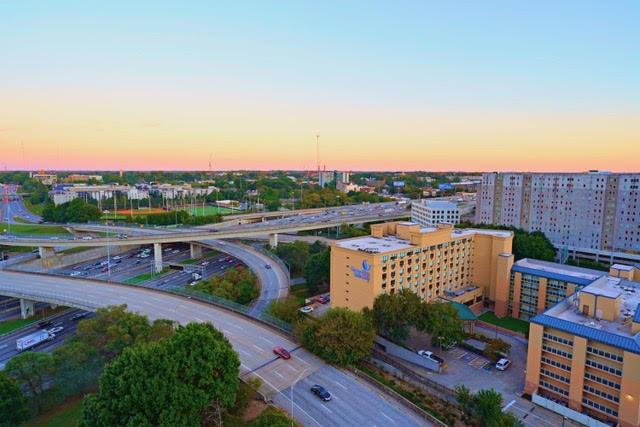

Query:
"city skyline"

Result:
[[1, 1, 638, 171]]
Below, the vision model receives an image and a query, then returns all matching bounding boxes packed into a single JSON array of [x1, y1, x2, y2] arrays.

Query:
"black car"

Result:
[[38, 320, 53, 328], [310, 385, 332, 401]]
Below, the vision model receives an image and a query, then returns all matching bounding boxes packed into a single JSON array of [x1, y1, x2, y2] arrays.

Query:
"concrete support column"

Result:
[[190, 243, 202, 259], [153, 243, 163, 273], [269, 233, 278, 248], [20, 299, 35, 319], [38, 246, 56, 269]]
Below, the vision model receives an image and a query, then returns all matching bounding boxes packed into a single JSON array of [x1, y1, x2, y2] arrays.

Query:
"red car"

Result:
[[273, 346, 291, 360]]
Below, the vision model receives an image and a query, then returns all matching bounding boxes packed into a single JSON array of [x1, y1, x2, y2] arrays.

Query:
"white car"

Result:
[[299, 306, 314, 314], [82, 236, 93, 240], [201, 261, 210, 266], [69, 271, 82, 277], [47, 326, 64, 334], [417, 350, 445, 365], [495, 358, 512, 371], [113, 256, 122, 261]]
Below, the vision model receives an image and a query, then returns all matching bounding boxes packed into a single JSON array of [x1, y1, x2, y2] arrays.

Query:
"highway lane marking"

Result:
[[381, 412, 395, 424]]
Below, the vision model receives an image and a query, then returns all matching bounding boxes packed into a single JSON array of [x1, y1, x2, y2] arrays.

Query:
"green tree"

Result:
[[266, 296, 302, 324], [370, 290, 422, 344], [76, 305, 174, 359], [296, 308, 375, 366], [251, 407, 293, 427], [274, 241, 310, 276], [422, 301, 465, 347], [0, 370, 30, 427], [303, 248, 330, 293], [193, 267, 259, 305], [456, 387, 522, 427], [5, 352, 55, 399], [81, 323, 240, 427]]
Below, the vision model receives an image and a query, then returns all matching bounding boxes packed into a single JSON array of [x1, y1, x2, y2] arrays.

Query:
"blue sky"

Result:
[[1, 1, 638, 171]]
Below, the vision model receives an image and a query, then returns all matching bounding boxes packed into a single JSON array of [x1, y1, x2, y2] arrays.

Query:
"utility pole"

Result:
[[315, 134, 320, 182]]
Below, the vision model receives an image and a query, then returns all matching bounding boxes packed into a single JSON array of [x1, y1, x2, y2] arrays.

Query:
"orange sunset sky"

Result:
[[1, 2, 638, 172]]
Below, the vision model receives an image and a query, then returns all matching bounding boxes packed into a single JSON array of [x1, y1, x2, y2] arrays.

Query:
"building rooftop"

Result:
[[335, 227, 512, 254], [532, 275, 640, 354], [414, 200, 458, 210], [512, 258, 606, 286], [612, 263, 634, 271]]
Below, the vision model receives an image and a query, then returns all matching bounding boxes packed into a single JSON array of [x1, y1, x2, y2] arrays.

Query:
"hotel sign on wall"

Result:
[[351, 260, 371, 282]]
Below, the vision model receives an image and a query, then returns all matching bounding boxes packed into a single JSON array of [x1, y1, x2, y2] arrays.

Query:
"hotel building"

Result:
[[330, 221, 513, 311], [526, 264, 640, 427], [475, 172, 640, 258]]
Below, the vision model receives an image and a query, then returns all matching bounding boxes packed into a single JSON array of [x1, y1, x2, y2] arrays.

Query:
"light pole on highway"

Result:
[[291, 368, 308, 427]]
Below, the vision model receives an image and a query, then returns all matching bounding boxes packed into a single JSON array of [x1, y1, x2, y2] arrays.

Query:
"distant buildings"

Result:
[[50, 183, 218, 206], [525, 262, 640, 427], [30, 171, 57, 185], [64, 174, 103, 183], [319, 170, 351, 189], [476, 172, 640, 255], [411, 200, 460, 227]]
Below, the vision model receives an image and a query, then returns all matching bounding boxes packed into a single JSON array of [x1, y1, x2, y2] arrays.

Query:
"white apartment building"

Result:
[[411, 200, 460, 227], [476, 172, 640, 253]]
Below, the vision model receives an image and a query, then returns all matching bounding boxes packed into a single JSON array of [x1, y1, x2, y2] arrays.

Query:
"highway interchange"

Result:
[[0, 270, 428, 426], [0, 196, 433, 425]]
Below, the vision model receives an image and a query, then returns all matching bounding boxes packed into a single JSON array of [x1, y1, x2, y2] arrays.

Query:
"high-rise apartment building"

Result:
[[330, 221, 513, 311], [476, 172, 640, 254]]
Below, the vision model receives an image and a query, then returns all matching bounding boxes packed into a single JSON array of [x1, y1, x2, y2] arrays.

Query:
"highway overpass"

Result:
[[0, 269, 428, 427]]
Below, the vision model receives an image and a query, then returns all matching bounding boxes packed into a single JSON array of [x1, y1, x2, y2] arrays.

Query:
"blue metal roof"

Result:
[[633, 304, 640, 324], [512, 265, 596, 287], [531, 313, 640, 355]]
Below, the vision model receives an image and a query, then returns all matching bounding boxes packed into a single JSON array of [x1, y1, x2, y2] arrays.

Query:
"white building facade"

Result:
[[411, 200, 460, 227]]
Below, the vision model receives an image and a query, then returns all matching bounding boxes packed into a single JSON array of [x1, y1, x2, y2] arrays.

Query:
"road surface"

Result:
[[0, 270, 428, 426]]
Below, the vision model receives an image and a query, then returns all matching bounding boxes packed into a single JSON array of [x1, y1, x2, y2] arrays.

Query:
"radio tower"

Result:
[[315, 134, 320, 178]]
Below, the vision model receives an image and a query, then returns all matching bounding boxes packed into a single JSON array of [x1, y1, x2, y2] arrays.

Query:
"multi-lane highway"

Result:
[[0, 270, 429, 426], [0, 308, 91, 369], [0, 185, 42, 224]]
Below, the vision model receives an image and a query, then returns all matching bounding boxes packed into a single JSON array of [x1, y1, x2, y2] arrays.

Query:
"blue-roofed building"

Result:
[[524, 264, 640, 427], [503, 258, 607, 320]]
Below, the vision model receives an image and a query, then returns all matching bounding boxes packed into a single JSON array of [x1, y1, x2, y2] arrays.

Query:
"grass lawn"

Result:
[[25, 397, 83, 427], [0, 317, 36, 335], [290, 283, 317, 305], [479, 311, 530, 335], [23, 199, 46, 216], [0, 222, 70, 236], [186, 205, 238, 216], [124, 268, 170, 285]]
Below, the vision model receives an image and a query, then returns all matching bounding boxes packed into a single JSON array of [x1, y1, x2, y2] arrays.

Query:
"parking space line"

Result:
[[381, 412, 395, 424]]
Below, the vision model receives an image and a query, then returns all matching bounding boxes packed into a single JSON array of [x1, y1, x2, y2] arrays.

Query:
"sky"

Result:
[[1, 1, 638, 172]]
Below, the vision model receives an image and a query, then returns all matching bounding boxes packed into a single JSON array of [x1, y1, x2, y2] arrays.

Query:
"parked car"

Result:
[[272, 346, 291, 360], [314, 295, 329, 304], [299, 306, 314, 314], [495, 358, 512, 371], [417, 350, 445, 365], [265, 264, 272, 269], [310, 385, 332, 401]]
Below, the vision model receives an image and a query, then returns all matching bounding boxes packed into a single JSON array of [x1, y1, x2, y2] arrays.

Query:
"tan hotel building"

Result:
[[526, 265, 640, 427], [330, 221, 514, 311]]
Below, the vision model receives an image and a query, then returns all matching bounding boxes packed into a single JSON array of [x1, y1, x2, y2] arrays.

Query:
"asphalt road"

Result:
[[0, 186, 42, 224], [0, 270, 429, 426], [0, 308, 90, 369]]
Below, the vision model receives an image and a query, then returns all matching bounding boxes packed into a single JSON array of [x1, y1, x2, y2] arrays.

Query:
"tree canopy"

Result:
[[81, 322, 240, 427], [192, 266, 259, 305], [296, 307, 375, 366], [0, 370, 30, 427], [42, 198, 102, 223], [455, 386, 522, 427]]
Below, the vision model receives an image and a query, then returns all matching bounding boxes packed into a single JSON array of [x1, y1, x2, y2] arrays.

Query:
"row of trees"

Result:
[[368, 290, 465, 347], [41, 198, 102, 223], [192, 267, 259, 305], [0, 305, 285, 426], [122, 210, 222, 226], [457, 222, 556, 261], [273, 241, 330, 293]]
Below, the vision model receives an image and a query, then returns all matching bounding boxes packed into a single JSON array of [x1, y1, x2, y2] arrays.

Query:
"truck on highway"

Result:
[[16, 330, 55, 352]]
